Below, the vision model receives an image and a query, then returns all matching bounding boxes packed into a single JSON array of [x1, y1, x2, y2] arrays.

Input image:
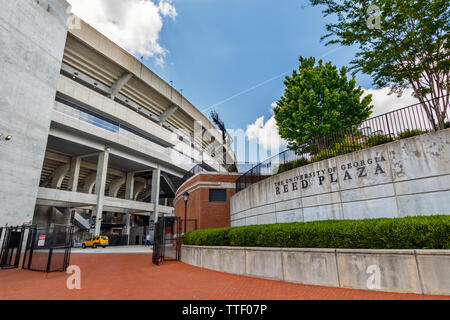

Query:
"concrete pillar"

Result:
[[151, 166, 161, 221], [50, 164, 70, 189], [94, 150, 110, 236], [133, 182, 146, 200], [68, 156, 81, 191], [83, 173, 97, 194], [0, 0, 70, 227], [32, 206, 53, 228], [54, 208, 71, 225], [123, 172, 134, 242], [109, 177, 126, 198]]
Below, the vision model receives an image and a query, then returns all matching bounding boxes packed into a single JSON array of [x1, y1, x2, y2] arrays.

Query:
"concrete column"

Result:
[[0, 0, 70, 227], [83, 173, 97, 194], [133, 182, 146, 200], [123, 172, 134, 241], [50, 164, 70, 189], [109, 177, 126, 198], [151, 166, 161, 221], [125, 172, 135, 199], [68, 156, 81, 192], [94, 150, 110, 236]]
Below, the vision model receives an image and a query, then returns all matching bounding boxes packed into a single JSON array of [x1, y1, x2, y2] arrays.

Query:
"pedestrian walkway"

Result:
[[0, 254, 448, 300], [71, 245, 153, 254]]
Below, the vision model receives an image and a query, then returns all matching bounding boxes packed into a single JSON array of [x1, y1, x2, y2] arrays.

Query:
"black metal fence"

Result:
[[0, 225, 28, 269], [152, 216, 182, 266], [104, 234, 129, 246], [23, 225, 73, 273], [174, 164, 208, 191], [0, 225, 74, 273], [236, 96, 450, 192]]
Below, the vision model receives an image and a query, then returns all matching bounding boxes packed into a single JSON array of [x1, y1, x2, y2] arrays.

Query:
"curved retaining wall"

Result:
[[231, 129, 450, 226], [182, 245, 450, 296]]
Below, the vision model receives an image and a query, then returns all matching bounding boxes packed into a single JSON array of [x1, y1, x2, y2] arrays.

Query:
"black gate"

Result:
[[0, 225, 73, 273], [152, 216, 182, 265], [23, 225, 74, 273], [0, 226, 28, 269]]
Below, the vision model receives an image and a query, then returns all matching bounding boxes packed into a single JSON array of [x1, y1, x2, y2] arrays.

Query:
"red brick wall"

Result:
[[174, 173, 240, 232]]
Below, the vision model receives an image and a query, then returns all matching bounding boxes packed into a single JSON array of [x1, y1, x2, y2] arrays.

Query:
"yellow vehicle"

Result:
[[82, 236, 109, 248]]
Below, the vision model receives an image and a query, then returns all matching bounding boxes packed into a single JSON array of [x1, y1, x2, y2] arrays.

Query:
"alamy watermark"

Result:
[[66, 6, 81, 30], [367, 5, 381, 30], [66, 265, 81, 290], [366, 264, 381, 290]]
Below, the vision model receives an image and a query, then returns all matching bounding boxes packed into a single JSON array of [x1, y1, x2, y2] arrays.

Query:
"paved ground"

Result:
[[0, 253, 448, 300], [71, 245, 153, 254]]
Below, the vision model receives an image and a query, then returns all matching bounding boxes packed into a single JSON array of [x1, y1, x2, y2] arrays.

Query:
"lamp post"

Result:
[[183, 191, 189, 233]]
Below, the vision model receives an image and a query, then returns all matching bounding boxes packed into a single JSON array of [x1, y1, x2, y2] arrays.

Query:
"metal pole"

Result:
[[184, 200, 187, 233]]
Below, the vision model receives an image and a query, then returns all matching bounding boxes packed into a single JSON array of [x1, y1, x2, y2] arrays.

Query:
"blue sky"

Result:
[[69, 0, 417, 164], [151, 0, 373, 130]]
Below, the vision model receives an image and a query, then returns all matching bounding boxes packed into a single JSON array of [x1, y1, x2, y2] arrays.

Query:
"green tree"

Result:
[[309, 0, 450, 130], [273, 57, 373, 153]]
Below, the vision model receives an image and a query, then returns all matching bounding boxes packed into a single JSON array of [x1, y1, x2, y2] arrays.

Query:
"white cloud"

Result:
[[363, 87, 418, 117], [158, 0, 177, 18], [68, 0, 177, 65], [244, 102, 287, 161]]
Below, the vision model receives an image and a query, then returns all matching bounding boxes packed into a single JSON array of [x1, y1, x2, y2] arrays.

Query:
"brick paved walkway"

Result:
[[0, 254, 448, 300]]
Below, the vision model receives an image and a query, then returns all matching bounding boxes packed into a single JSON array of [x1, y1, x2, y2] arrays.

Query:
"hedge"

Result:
[[366, 133, 394, 147], [182, 215, 450, 249], [310, 140, 364, 162], [397, 129, 429, 139], [277, 158, 310, 174]]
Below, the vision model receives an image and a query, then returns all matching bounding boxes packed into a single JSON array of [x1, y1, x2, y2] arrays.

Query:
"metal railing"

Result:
[[236, 96, 450, 192], [173, 164, 209, 191]]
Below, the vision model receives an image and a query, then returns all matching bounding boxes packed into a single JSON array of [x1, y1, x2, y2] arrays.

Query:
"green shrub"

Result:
[[366, 134, 394, 147], [334, 139, 364, 155], [182, 227, 232, 246], [445, 121, 450, 129], [277, 158, 310, 174], [310, 149, 337, 162], [182, 215, 450, 249], [310, 139, 363, 163], [398, 129, 429, 140]]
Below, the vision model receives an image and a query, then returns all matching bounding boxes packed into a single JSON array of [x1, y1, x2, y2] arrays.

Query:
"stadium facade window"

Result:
[[209, 189, 227, 202]]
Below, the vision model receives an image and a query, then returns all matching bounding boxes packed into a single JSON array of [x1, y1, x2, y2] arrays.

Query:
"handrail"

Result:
[[236, 95, 450, 192]]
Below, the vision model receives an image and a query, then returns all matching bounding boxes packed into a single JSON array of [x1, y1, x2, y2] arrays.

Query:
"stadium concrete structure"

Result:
[[0, 0, 237, 244]]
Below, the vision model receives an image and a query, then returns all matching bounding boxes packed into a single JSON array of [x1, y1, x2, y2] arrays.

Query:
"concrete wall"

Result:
[[231, 129, 450, 226], [0, 0, 70, 226], [182, 245, 450, 296]]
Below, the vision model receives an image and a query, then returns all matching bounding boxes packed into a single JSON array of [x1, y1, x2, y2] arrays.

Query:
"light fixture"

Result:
[[105, 146, 111, 152], [183, 191, 189, 233], [0, 133, 3, 138], [5, 135, 12, 141]]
